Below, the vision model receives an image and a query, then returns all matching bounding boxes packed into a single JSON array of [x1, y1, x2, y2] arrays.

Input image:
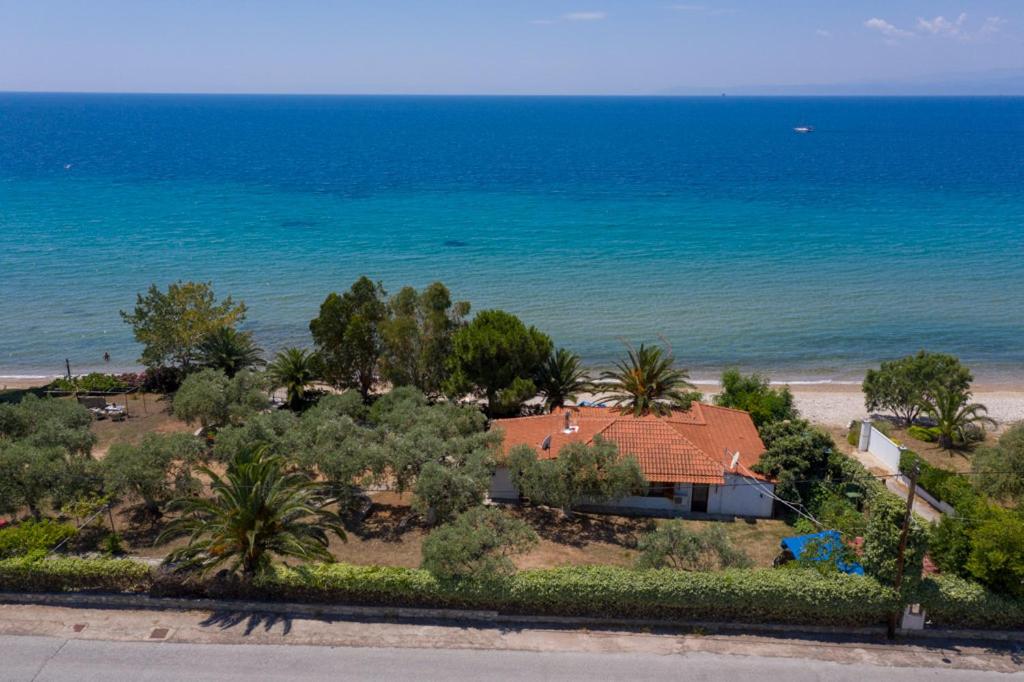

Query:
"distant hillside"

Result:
[[661, 69, 1024, 96]]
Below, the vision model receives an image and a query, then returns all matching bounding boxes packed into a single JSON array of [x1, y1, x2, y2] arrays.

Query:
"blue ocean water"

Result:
[[1, 94, 1022, 381]]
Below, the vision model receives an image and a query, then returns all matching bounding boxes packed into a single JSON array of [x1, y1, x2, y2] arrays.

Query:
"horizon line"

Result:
[[3, 89, 1024, 99]]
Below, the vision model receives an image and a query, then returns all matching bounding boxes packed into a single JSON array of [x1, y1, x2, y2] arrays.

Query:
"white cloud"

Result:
[[914, 13, 1006, 41], [864, 17, 914, 39], [563, 11, 606, 21], [815, 28, 833, 39], [917, 13, 967, 37], [863, 13, 1007, 43], [533, 11, 606, 25], [979, 16, 1007, 37]]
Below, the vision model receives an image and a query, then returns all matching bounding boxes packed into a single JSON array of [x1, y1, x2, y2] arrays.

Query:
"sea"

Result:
[[1, 94, 1022, 383]]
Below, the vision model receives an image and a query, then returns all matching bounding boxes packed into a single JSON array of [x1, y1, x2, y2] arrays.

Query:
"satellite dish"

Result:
[[541, 435, 552, 451]]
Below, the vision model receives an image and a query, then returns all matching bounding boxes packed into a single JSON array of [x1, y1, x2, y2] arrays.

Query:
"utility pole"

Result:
[[887, 462, 920, 640]]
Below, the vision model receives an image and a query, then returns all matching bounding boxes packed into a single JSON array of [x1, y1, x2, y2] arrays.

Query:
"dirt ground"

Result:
[[118, 490, 793, 570], [314, 492, 791, 571], [89, 392, 194, 458]]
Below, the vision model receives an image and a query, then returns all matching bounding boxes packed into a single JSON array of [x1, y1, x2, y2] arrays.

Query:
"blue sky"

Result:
[[0, 1, 1021, 94]]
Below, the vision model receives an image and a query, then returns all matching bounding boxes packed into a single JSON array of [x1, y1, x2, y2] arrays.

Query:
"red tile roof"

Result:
[[492, 402, 769, 485]]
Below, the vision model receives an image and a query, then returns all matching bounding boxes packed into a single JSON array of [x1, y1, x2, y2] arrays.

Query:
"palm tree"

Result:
[[535, 348, 591, 411], [158, 447, 345, 578], [920, 384, 997, 450], [199, 327, 264, 378], [268, 347, 319, 410], [598, 343, 699, 417]]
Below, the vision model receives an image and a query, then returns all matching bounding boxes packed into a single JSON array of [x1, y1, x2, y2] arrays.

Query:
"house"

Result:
[[490, 402, 775, 518]]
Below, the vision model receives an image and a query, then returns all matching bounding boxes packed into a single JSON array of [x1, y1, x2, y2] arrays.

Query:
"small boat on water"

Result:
[[793, 125, 814, 134]]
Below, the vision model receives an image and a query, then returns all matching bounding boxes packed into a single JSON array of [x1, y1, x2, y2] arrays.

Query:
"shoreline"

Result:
[[5, 374, 1022, 430]]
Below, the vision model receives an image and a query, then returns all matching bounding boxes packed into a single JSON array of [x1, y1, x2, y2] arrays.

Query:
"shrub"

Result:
[[0, 556, 152, 593], [174, 368, 267, 430], [753, 419, 838, 503], [142, 366, 183, 393], [928, 515, 973, 577], [964, 507, 1024, 599], [412, 454, 494, 525], [101, 533, 125, 556], [0, 520, 77, 559], [917, 574, 1024, 630], [862, 493, 928, 595], [900, 451, 977, 510], [972, 423, 1024, 504], [635, 522, 751, 571], [846, 422, 860, 447], [907, 425, 939, 443], [102, 433, 204, 516], [49, 373, 129, 394], [421, 507, 538, 582]]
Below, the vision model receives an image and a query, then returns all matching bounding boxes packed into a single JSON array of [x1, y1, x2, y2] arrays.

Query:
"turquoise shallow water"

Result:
[[1, 94, 1022, 381]]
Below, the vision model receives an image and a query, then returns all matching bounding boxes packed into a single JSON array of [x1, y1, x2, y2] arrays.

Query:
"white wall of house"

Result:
[[488, 467, 775, 518], [718, 473, 775, 517]]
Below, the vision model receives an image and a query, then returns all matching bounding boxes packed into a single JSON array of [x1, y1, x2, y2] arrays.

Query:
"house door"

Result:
[[690, 484, 709, 513]]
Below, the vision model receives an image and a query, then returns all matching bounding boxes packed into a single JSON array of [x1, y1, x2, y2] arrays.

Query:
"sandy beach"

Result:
[[7, 375, 1022, 430], [775, 382, 1024, 429]]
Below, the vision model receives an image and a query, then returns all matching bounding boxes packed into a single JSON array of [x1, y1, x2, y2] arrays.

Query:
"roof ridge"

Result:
[[586, 418, 619, 445], [697, 401, 757, 416], [665, 426, 727, 475]]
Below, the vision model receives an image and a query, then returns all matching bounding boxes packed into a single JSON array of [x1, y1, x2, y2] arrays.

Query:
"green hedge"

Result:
[[0, 557, 152, 593], [900, 451, 977, 511], [247, 563, 896, 627], [917, 574, 1024, 630], [0, 556, 919, 628]]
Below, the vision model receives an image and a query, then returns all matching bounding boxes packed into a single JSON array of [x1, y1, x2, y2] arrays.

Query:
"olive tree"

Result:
[[421, 507, 538, 582], [102, 433, 205, 516], [507, 437, 647, 518]]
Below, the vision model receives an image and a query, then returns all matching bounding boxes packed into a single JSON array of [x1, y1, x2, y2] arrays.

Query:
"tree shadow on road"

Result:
[[200, 610, 294, 636]]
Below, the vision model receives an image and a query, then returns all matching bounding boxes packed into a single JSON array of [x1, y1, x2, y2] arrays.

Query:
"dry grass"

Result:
[[312, 492, 790, 571], [117, 487, 793, 570], [885, 426, 996, 474], [90, 392, 193, 458]]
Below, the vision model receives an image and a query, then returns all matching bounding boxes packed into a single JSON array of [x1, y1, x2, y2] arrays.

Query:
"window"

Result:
[[647, 483, 675, 500]]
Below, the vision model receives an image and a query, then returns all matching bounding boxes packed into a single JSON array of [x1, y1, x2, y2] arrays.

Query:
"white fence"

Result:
[[856, 419, 956, 516], [856, 419, 902, 473]]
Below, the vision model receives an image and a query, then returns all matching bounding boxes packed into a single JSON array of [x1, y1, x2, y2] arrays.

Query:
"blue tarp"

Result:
[[780, 531, 865, 576]]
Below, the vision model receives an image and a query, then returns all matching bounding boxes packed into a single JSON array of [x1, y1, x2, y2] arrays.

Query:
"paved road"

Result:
[[4, 635, 1015, 681]]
